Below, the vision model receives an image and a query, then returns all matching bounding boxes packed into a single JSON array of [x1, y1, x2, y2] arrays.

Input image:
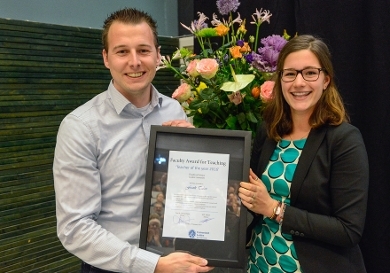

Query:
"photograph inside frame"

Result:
[[140, 126, 251, 269]]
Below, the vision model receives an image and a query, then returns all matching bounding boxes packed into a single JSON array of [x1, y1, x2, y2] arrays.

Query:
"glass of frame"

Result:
[[140, 125, 252, 269]]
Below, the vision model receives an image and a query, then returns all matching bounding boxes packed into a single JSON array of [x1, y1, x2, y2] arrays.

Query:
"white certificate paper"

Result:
[[162, 151, 230, 241]]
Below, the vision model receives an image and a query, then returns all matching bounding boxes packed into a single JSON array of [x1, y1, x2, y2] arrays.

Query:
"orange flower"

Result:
[[251, 86, 260, 99], [214, 24, 229, 36], [239, 42, 251, 53], [229, 46, 242, 59]]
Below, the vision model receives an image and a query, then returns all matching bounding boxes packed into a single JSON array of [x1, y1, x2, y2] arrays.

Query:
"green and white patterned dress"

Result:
[[247, 138, 306, 273]]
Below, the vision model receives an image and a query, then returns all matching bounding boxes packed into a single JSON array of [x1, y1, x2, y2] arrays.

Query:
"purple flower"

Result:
[[236, 39, 244, 47], [260, 35, 287, 51], [251, 52, 274, 72], [250, 35, 287, 72], [216, 0, 240, 15], [244, 53, 253, 63]]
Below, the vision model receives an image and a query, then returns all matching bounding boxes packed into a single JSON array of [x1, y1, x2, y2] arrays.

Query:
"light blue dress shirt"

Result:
[[53, 81, 187, 272]]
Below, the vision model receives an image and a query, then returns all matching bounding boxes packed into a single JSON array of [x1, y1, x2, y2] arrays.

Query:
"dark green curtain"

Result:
[[190, 1, 390, 272]]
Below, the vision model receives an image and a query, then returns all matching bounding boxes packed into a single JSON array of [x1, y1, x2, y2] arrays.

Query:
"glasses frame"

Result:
[[281, 68, 323, 82]]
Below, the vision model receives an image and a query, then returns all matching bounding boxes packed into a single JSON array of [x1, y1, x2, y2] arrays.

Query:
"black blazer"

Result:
[[248, 122, 369, 273]]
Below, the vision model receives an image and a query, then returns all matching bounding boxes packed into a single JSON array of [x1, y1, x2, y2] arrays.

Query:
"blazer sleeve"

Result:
[[281, 123, 369, 247]]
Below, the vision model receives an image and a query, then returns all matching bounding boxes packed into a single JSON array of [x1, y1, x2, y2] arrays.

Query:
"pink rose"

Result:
[[196, 58, 219, 79], [227, 91, 243, 105], [172, 82, 192, 103], [186, 60, 199, 77], [260, 81, 275, 102]]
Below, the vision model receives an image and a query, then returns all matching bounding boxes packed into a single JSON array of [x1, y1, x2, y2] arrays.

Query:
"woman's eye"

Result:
[[284, 72, 296, 77]]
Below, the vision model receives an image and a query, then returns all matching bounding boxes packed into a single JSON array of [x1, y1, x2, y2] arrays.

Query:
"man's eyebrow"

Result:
[[112, 44, 153, 50], [112, 45, 127, 51]]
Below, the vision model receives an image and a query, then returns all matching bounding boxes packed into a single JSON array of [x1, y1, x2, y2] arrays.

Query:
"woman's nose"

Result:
[[293, 72, 306, 85]]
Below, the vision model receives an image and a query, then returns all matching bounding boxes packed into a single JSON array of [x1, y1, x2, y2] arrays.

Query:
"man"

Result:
[[53, 8, 212, 273]]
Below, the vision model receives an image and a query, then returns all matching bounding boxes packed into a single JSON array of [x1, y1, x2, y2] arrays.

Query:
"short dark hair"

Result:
[[102, 8, 159, 52]]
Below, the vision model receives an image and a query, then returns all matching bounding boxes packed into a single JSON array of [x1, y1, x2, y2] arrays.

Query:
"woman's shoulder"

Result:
[[326, 122, 365, 145], [327, 122, 362, 135]]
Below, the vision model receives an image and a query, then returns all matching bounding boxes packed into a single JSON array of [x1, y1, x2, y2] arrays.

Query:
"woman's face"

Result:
[[156, 193, 164, 202], [281, 49, 330, 118]]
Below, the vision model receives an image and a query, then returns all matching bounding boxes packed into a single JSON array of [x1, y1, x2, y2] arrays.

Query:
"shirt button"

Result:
[[290, 230, 295, 234], [295, 231, 300, 236], [300, 233, 304, 237]]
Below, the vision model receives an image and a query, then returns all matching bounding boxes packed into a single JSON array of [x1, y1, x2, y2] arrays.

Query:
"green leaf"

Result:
[[199, 88, 213, 100], [220, 74, 255, 92], [226, 115, 237, 129], [209, 101, 219, 111], [237, 112, 246, 124], [200, 104, 209, 114], [246, 111, 258, 123]]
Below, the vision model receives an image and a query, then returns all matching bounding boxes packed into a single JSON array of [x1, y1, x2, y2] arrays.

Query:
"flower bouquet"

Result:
[[160, 0, 289, 136]]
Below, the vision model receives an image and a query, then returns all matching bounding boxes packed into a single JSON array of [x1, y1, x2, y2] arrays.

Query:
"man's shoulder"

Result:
[[70, 91, 109, 118]]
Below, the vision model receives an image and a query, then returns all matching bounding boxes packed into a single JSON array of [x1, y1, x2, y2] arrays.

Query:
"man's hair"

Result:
[[102, 8, 159, 52], [263, 35, 349, 141]]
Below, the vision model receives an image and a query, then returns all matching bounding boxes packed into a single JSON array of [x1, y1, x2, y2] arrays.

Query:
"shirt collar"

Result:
[[107, 80, 163, 114]]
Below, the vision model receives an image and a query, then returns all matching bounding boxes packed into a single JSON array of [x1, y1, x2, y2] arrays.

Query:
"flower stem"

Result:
[[230, 64, 237, 82], [254, 24, 260, 51]]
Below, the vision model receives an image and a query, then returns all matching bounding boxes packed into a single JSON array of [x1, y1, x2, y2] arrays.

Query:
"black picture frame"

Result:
[[140, 125, 251, 269]]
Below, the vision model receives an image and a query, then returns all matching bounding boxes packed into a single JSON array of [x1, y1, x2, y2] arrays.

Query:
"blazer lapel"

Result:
[[290, 126, 328, 205], [259, 138, 277, 173]]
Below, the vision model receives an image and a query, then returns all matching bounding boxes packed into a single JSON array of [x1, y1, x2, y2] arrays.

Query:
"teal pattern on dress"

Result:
[[247, 139, 306, 273]]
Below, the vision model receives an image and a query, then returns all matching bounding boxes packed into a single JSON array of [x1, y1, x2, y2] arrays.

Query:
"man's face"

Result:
[[153, 203, 163, 215], [102, 21, 161, 106]]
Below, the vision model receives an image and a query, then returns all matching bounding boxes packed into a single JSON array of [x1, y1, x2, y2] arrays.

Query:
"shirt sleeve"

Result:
[[53, 114, 160, 272]]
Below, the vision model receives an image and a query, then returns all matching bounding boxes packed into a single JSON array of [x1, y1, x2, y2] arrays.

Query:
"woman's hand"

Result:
[[238, 168, 277, 217]]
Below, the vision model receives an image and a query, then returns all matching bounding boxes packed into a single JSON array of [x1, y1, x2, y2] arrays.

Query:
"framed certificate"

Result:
[[140, 125, 251, 269]]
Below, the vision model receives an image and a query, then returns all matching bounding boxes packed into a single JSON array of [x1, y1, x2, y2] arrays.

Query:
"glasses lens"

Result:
[[282, 70, 297, 82], [302, 68, 320, 81], [282, 68, 321, 82]]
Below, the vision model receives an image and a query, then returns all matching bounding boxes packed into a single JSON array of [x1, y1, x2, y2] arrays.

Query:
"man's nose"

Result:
[[128, 51, 141, 66]]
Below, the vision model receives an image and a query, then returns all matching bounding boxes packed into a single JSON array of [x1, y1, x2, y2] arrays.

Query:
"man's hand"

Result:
[[162, 120, 194, 128], [155, 252, 213, 273]]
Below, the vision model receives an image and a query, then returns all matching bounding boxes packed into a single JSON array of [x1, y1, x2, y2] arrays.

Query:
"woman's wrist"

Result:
[[268, 200, 281, 219], [275, 203, 286, 224]]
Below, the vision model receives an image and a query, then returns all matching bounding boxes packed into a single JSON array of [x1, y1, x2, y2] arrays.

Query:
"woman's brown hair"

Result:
[[263, 35, 349, 141]]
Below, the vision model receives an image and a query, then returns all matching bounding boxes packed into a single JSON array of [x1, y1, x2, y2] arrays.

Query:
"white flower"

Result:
[[180, 12, 209, 34], [250, 8, 272, 26]]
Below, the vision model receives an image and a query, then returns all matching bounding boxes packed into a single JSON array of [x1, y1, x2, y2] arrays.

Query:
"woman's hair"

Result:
[[263, 34, 349, 141], [102, 8, 159, 52]]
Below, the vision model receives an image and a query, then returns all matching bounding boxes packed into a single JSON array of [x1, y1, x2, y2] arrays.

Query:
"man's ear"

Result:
[[102, 49, 110, 69], [156, 46, 162, 66]]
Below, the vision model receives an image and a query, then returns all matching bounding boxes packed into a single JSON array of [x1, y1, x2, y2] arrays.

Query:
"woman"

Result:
[[239, 35, 369, 273]]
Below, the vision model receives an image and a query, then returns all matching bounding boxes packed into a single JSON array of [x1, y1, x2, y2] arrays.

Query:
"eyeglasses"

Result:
[[281, 68, 323, 82]]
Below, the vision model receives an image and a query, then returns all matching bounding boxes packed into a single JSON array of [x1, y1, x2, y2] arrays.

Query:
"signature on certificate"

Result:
[[173, 214, 193, 224], [200, 218, 215, 223], [173, 214, 215, 225]]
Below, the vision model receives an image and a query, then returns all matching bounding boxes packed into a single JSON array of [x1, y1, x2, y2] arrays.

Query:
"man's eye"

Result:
[[140, 49, 151, 54]]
